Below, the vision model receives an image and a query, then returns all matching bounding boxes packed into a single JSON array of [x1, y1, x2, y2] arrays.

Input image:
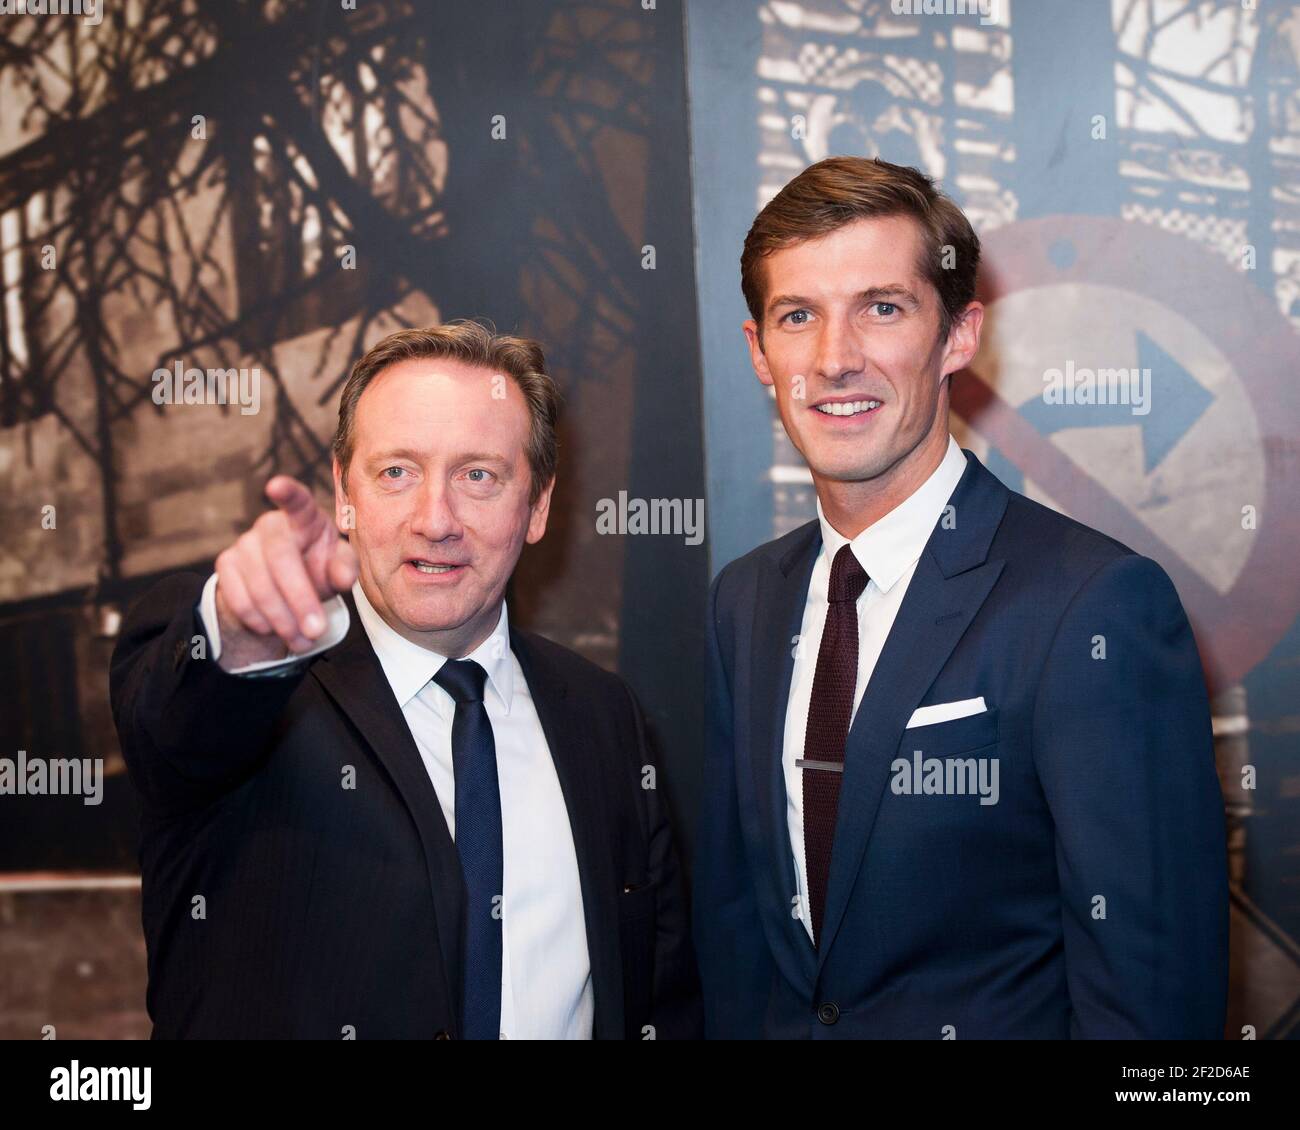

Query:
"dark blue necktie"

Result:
[[433, 658, 503, 1040]]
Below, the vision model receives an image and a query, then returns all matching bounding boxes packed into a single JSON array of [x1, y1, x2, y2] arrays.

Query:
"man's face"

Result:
[[744, 214, 980, 489], [333, 357, 552, 652]]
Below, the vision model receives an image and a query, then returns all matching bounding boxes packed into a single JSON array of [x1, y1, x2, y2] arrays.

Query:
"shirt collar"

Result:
[[815, 434, 967, 593], [351, 581, 514, 712]]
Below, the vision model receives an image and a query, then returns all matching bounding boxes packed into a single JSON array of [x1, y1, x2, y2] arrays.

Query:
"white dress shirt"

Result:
[[198, 575, 595, 1039], [782, 435, 967, 943]]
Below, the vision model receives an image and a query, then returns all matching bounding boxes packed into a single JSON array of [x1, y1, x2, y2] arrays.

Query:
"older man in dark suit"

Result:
[[112, 321, 700, 1040]]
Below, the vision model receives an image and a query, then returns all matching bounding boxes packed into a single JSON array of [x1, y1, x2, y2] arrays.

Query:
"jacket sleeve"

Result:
[[1032, 553, 1229, 1038], [693, 566, 777, 1038], [624, 679, 704, 1039], [109, 571, 313, 816]]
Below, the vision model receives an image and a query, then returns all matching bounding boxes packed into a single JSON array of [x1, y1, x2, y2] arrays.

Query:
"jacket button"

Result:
[[433, 1030, 453, 1040], [817, 1002, 839, 1025]]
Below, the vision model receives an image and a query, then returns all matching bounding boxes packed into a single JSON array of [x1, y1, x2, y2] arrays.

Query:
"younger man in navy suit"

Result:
[[694, 156, 1228, 1039]]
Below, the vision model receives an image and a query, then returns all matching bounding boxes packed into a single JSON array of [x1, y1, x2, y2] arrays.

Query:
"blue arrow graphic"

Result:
[[1017, 331, 1213, 474]]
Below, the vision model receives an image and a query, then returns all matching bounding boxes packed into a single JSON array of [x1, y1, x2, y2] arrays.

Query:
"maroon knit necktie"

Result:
[[802, 543, 869, 946]]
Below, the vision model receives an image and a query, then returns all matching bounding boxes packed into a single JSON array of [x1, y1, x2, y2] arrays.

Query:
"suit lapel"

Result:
[[310, 591, 465, 1029], [512, 629, 623, 1041], [815, 453, 1010, 966], [746, 522, 821, 985]]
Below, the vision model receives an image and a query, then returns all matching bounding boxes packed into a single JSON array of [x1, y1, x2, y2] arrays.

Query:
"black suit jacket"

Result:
[[110, 572, 701, 1039]]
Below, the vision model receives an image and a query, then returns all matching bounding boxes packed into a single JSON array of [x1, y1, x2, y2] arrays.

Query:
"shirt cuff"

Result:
[[198, 572, 351, 675]]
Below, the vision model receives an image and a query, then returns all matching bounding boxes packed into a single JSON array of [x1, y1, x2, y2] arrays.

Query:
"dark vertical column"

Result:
[[684, 0, 769, 577], [618, 0, 709, 873]]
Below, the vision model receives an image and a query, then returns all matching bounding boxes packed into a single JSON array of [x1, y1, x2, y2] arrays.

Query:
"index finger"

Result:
[[265, 475, 323, 534]]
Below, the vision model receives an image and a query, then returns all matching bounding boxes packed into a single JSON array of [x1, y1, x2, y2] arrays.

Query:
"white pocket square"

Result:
[[906, 696, 986, 729]]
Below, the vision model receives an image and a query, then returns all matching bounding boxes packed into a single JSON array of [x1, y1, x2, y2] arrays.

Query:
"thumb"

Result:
[[327, 537, 360, 595]]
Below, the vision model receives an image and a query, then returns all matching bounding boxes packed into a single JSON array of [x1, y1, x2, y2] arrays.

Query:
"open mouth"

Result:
[[813, 399, 882, 418], [406, 559, 466, 576]]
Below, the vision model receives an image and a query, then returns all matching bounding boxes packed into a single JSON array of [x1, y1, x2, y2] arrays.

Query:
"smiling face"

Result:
[[743, 214, 981, 525], [332, 357, 553, 657]]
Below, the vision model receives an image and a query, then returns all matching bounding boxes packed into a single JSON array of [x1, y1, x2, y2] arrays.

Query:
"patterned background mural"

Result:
[[0, 0, 706, 1037]]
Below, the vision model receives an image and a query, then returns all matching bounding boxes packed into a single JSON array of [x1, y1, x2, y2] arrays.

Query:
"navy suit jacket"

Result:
[[695, 450, 1228, 1039]]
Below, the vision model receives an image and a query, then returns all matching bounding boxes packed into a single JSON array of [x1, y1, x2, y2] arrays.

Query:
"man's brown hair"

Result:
[[741, 156, 981, 345], [332, 320, 560, 504]]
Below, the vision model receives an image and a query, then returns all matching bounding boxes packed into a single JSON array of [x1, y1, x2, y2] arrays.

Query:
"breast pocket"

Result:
[[901, 706, 998, 757], [890, 707, 1002, 816], [887, 707, 1004, 852]]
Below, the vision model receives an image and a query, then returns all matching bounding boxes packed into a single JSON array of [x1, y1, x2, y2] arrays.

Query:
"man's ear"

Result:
[[332, 457, 351, 536], [525, 475, 556, 545], [743, 320, 775, 388], [940, 301, 985, 379]]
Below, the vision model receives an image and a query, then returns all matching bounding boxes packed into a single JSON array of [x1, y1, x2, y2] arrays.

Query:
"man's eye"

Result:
[[783, 309, 811, 326], [465, 469, 493, 483], [871, 302, 899, 317], [382, 467, 406, 479]]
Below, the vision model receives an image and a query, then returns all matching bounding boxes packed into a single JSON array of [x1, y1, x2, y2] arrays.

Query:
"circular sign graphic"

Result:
[[952, 215, 1300, 691]]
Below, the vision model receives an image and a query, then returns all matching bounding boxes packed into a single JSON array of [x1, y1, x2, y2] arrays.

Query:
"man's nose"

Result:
[[409, 479, 463, 543], [813, 315, 866, 384]]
